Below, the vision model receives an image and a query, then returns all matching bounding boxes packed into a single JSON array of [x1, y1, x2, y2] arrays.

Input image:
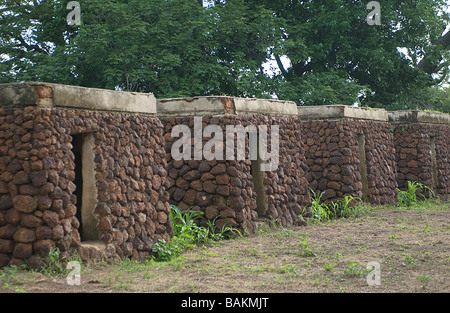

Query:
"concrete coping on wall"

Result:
[[157, 96, 298, 117], [0, 82, 157, 114], [388, 110, 450, 125], [297, 105, 389, 121]]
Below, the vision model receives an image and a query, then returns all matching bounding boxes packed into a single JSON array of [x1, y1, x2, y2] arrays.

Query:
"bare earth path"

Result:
[[1, 207, 449, 294]]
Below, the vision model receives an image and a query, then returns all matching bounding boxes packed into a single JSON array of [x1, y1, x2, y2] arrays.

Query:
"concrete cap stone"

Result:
[[157, 96, 298, 117], [297, 105, 388, 121], [0, 82, 157, 114], [388, 110, 450, 125]]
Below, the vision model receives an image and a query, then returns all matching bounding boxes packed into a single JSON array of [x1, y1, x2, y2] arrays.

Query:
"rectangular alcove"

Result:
[[357, 133, 369, 201], [71, 132, 100, 242], [430, 136, 438, 195], [242, 128, 268, 218]]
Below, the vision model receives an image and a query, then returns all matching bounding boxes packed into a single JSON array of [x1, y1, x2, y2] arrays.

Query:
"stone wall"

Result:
[[2, 83, 450, 268], [301, 118, 398, 205], [0, 83, 170, 268], [159, 97, 310, 235], [299, 106, 397, 205], [390, 111, 450, 199]]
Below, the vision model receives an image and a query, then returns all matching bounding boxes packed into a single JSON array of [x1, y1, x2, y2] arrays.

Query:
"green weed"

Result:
[[152, 205, 241, 261], [279, 264, 298, 274], [1, 264, 27, 290], [323, 263, 335, 271], [40, 248, 82, 277], [417, 274, 432, 288], [344, 262, 372, 278], [298, 240, 315, 257], [403, 254, 418, 266], [305, 188, 363, 222], [397, 181, 435, 207]]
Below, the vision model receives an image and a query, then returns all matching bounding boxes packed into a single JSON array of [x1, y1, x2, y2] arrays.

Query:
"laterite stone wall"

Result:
[[392, 121, 450, 199], [161, 114, 311, 235], [2, 83, 450, 268], [0, 106, 170, 268], [300, 119, 398, 205]]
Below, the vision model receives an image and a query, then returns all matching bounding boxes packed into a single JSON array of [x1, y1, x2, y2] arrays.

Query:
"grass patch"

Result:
[[397, 181, 434, 207], [305, 188, 368, 223], [343, 262, 373, 278], [39, 248, 83, 277], [151, 205, 241, 261], [298, 240, 315, 257]]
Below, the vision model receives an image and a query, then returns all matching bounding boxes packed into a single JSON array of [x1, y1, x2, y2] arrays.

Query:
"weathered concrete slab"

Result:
[[157, 96, 298, 116], [388, 110, 450, 125], [297, 105, 388, 121], [0, 82, 157, 114]]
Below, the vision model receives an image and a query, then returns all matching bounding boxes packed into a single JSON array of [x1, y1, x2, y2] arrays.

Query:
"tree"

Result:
[[254, 0, 450, 108], [0, 0, 279, 98], [1, 0, 449, 110]]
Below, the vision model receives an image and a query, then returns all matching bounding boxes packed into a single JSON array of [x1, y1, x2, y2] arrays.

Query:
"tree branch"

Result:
[[274, 53, 289, 79], [16, 36, 49, 55], [417, 30, 450, 74]]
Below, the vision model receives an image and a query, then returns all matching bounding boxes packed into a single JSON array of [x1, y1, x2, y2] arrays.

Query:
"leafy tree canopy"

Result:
[[1, 0, 278, 98], [1, 0, 449, 110]]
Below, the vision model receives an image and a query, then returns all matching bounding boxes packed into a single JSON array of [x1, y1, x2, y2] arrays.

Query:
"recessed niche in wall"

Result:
[[71, 132, 99, 242], [430, 136, 438, 194], [357, 133, 369, 201], [249, 132, 269, 217]]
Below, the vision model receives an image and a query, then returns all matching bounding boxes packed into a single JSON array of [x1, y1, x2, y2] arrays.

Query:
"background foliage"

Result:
[[1, 0, 449, 111]]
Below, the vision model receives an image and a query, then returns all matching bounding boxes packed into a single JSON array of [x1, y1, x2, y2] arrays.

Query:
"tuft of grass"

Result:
[[304, 187, 364, 223], [323, 263, 335, 272], [298, 240, 315, 257], [343, 262, 373, 278], [39, 248, 83, 278], [279, 264, 298, 274], [417, 274, 432, 289], [152, 205, 241, 261], [397, 181, 435, 208], [403, 254, 418, 266], [1, 264, 27, 291]]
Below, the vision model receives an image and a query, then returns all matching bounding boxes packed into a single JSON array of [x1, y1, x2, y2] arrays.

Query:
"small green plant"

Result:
[[307, 188, 330, 222], [1, 265, 22, 281], [152, 205, 240, 262], [389, 234, 398, 244], [40, 248, 82, 277], [417, 274, 432, 288], [204, 216, 241, 241], [403, 254, 418, 266], [424, 224, 433, 233], [305, 188, 362, 222], [14, 286, 27, 293], [1, 264, 27, 290], [298, 240, 315, 257], [323, 263, 335, 271], [335, 195, 362, 218], [279, 264, 298, 274], [113, 278, 133, 291], [397, 181, 435, 207], [143, 270, 155, 280], [344, 262, 373, 278]]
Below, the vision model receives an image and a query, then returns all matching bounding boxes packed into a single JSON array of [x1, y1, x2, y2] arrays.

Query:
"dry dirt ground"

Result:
[[1, 205, 449, 294]]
